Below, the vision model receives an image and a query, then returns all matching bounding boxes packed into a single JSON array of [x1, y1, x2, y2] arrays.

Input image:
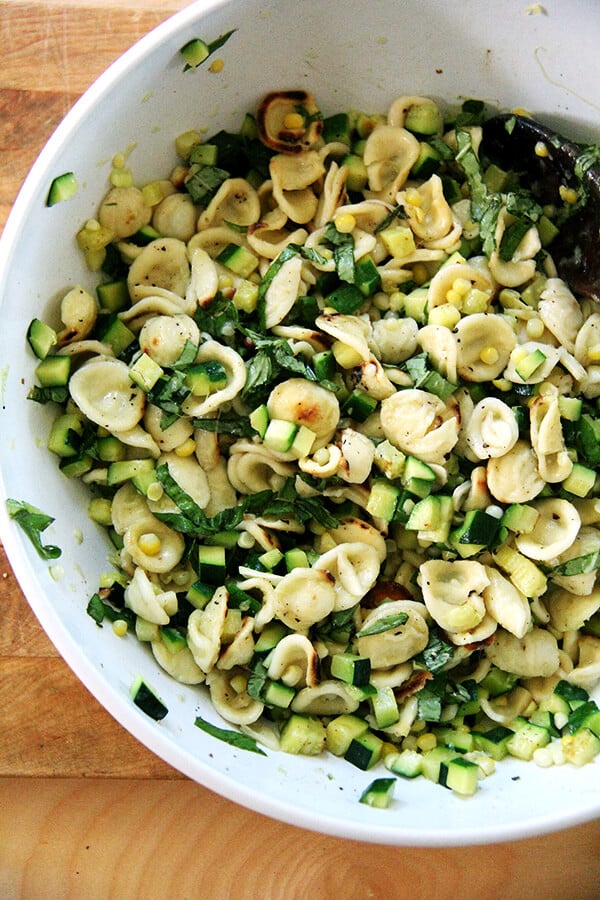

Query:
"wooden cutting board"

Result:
[[1, 2, 599, 896]]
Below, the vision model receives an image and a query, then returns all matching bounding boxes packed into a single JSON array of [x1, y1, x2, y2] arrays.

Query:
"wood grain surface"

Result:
[[1, 2, 599, 897]]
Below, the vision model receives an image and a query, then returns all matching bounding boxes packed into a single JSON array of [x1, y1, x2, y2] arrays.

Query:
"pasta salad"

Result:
[[26, 90, 600, 798]]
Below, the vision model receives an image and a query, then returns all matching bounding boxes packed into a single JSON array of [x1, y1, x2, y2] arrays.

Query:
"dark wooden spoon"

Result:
[[480, 113, 600, 301]]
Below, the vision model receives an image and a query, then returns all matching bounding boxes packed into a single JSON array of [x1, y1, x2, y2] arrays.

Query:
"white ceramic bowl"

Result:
[[1, 0, 600, 846]]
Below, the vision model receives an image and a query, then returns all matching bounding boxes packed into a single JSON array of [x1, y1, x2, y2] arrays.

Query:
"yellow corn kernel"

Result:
[[412, 262, 429, 285], [492, 378, 512, 391], [175, 437, 196, 457], [138, 532, 162, 556], [512, 107, 532, 118], [534, 141, 550, 158], [559, 185, 579, 204], [332, 340, 363, 369], [142, 181, 165, 207], [479, 345, 499, 365], [428, 303, 461, 329], [283, 111, 306, 130], [587, 344, 600, 362], [526, 317, 546, 339], [208, 57, 224, 73], [110, 168, 133, 188], [389, 291, 406, 313], [146, 482, 164, 502], [416, 732, 437, 752], [112, 152, 127, 170], [112, 619, 129, 638], [334, 212, 356, 233], [380, 741, 399, 761]]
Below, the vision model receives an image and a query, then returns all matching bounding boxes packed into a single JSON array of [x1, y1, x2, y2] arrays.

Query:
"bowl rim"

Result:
[[1, 0, 600, 847]]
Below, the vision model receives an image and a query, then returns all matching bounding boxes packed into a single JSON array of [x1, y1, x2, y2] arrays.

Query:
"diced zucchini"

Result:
[[366, 479, 400, 521], [402, 288, 429, 322], [60, 454, 93, 478], [129, 353, 164, 391], [561, 728, 600, 766], [451, 509, 501, 547], [493, 544, 547, 597], [322, 112, 352, 145], [565, 700, 600, 736], [373, 440, 406, 480], [380, 225, 416, 260], [439, 757, 480, 796], [97, 279, 130, 312], [186, 579, 214, 610], [506, 721, 550, 760], [185, 360, 228, 396], [198, 544, 226, 585], [135, 616, 161, 643], [284, 548, 310, 572], [160, 626, 187, 655], [46, 171, 78, 206], [312, 350, 336, 383], [232, 279, 259, 313], [403, 100, 442, 135], [279, 714, 326, 756], [515, 348, 547, 381], [131, 676, 168, 720], [97, 315, 136, 356], [385, 748, 423, 778], [27, 319, 58, 359], [47, 413, 83, 458], [263, 418, 298, 453], [190, 143, 218, 166], [435, 727, 474, 753], [345, 730, 384, 770], [330, 652, 371, 687], [326, 714, 370, 757], [501, 503, 539, 534], [411, 141, 442, 178], [558, 395, 582, 422], [130, 225, 161, 247], [343, 389, 378, 422], [263, 680, 295, 710], [107, 458, 155, 486], [35, 355, 71, 387], [562, 463, 596, 498], [354, 256, 382, 297], [371, 686, 400, 728], [216, 242, 259, 278], [96, 435, 127, 462], [420, 746, 457, 783], [405, 494, 453, 542], [342, 153, 368, 192], [258, 547, 284, 571], [480, 668, 518, 698], [87, 497, 113, 527], [249, 403, 270, 439], [359, 777, 396, 809], [254, 620, 289, 654], [578, 415, 600, 467], [180, 37, 210, 68]]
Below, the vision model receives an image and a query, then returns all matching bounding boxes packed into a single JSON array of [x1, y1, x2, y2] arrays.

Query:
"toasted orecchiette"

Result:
[[486, 439, 544, 504], [266, 378, 340, 450], [151, 638, 205, 684], [419, 559, 490, 634], [455, 314, 516, 381], [397, 175, 455, 245], [316, 312, 372, 362], [337, 429, 376, 483], [538, 278, 583, 353], [127, 238, 190, 302], [485, 627, 560, 678], [483, 566, 531, 639], [380, 388, 459, 464], [153, 452, 210, 510], [69, 357, 146, 431], [139, 314, 199, 367], [270, 150, 325, 223], [291, 681, 359, 715], [529, 391, 573, 483], [354, 358, 397, 401], [152, 192, 197, 242], [124, 567, 177, 625], [143, 403, 194, 451], [370, 316, 419, 364], [227, 440, 295, 494], [197, 177, 260, 231], [262, 252, 304, 328], [206, 667, 264, 725], [464, 397, 519, 460], [362, 125, 420, 201], [313, 542, 381, 610], [273, 568, 337, 630], [267, 634, 319, 687], [217, 617, 256, 670], [98, 185, 152, 239], [546, 585, 600, 633], [123, 513, 186, 574], [187, 587, 228, 673], [515, 498, 580, 562], [57, 286, 98, 345], [318, 517, 387, 563], [357, 600, 429, 668], [255, 89, 323, 154], [550, 526, 600, 596], [186, 247, 219, 308], [427, 262, 492, 313]]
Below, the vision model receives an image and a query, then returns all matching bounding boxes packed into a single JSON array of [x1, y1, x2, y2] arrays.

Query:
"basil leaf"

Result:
[[499, 218, 532, 261], [326, 283, 365, 314], [417, 676, 445, 722], [356, 612, 408, 638], [374, 203, 407, 233], [185, 164, 230, 205], [6, 498, 62, 560], [192, 413, 255, 437], [414, 630, 454, 673], [553, 550, 600, 577], [194, 714, 267, 755]]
